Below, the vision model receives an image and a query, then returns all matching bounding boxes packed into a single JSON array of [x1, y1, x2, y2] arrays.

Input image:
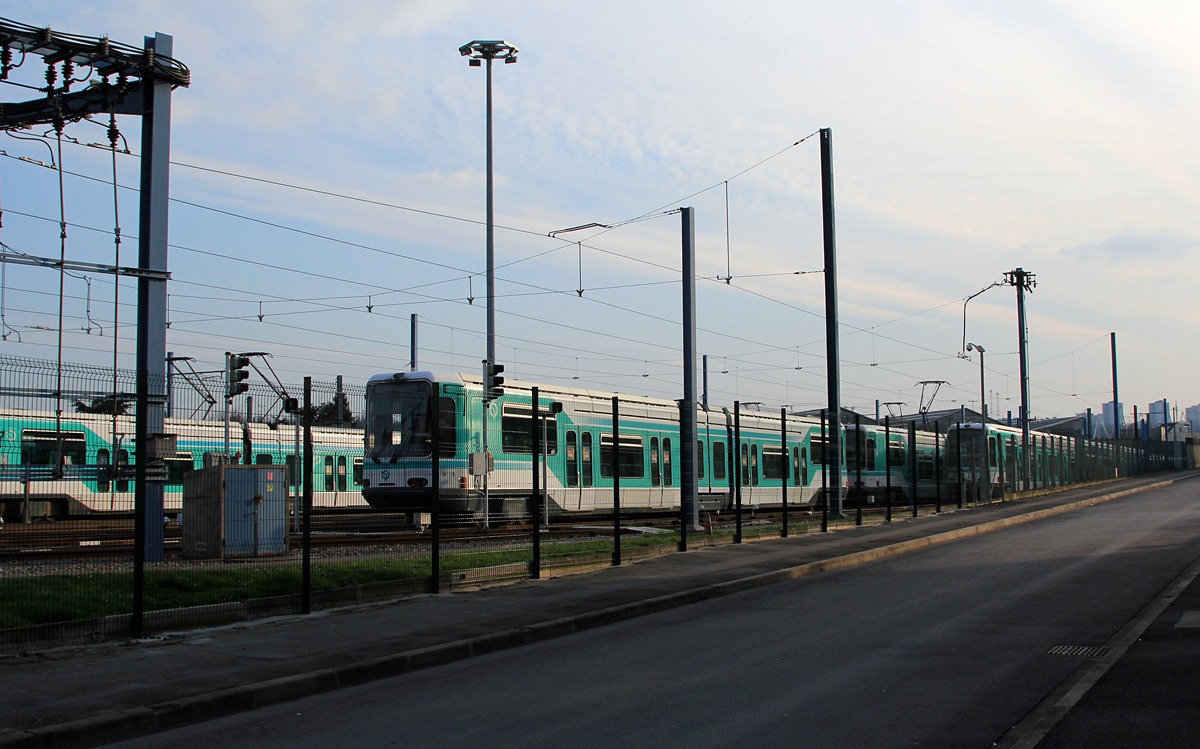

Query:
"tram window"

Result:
[[255, 453, 273, 465], [663, 438, 673, 487], [324, 455, 335, 492], [740, 443, 749, 484], [811, 438, 827, 465], [751, 444, 759, 486], [888, 443, 906, 468], [353, 458, 363, 486], [581, 433, 594, 488], [600, 434, 645, 479], [792, 446, 800, 484], [697, 440, 705, 481], [988, 436, 997, 468], [866, 439, 876, 471], [500, 404, 558, 456], [115, 449, 130, 492], [166, 453, 194, 485], [801, 447, 809, 484], [21, 429, 87, 466], [917, 455, 935, 480], [763, 447, 786, 480], [337, 456, 348, 491], [566, 431, 579, 488], [712, 441, 726, 481], [650, 437, 661, 487], [97, 448, 111, 492], [286, 454, 298, 488]]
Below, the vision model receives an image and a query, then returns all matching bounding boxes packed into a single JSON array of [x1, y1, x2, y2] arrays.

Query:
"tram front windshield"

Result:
[[365, 380, 433, 461]]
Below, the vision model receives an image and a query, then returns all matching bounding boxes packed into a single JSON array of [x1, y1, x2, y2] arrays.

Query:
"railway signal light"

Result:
[[484, 360, 505, 401], [225, 351, 250, 399]]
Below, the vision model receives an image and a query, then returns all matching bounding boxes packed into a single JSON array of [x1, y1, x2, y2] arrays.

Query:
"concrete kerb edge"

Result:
[[2, 475, 1187, 749]]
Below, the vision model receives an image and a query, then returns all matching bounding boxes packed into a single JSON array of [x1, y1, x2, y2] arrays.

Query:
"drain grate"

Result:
[[1048, 645, 1111, 658]]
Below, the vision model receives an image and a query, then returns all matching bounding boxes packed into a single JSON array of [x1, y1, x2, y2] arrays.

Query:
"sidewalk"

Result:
[[0, 474, 1193, 749]]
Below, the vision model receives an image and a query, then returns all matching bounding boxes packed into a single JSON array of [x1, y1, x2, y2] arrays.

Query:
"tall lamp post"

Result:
[[459, 40, 519, 367], [966, 342, 986, 421]]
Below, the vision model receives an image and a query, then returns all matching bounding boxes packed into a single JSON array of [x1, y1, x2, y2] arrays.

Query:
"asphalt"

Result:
[[1, 473, 1197, 749]]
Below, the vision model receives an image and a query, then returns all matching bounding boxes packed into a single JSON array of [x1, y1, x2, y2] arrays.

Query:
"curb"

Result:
[[0, 476, 1188, 748]]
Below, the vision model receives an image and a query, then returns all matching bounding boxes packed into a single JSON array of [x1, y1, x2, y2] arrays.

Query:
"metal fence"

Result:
[[0, 355, 1192, 653]]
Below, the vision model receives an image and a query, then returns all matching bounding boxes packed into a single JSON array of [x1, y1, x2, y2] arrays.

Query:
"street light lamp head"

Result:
[[966, 342, 985, 353], [459, 40, 519, 62]]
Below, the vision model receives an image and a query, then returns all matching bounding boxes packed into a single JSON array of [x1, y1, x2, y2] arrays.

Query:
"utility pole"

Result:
[[1110, 332, 1119, 444], [1004, 268, 1035, 490], [820, 128, 843, 515]]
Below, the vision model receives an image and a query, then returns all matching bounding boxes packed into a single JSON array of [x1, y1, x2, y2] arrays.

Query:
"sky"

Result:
[[2, 0, 1198, 423]]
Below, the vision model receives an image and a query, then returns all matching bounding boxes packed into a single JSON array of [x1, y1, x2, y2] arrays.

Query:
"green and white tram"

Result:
[[361, 371, 848, 519]]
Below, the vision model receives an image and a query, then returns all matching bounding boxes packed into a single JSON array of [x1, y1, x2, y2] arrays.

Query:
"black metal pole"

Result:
[[679, 399, 688, 553], [1110, 332, 1119, 447], [531, 386, 540, 579], [956, 426, 963, 509], [909, 422, 918, 518], [734, 401, 742, 544], [302, 377, 312, 613], [781, 407, 788, 538], [132, 367, 146, 638], [430, 391, 441, 594], [612, 396, 621, 566], [680, 206, 699, 537], [820, 409, 828, 533], [884, 416, 892, 522], [821, 128, 843, 517], [935, 423, 942, 512], [854, 412, 862, 526]]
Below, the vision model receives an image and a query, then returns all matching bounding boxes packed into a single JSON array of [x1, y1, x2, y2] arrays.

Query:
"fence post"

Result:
[[935, 423, 942, 513], [531, 386, 540, 579], [431, 390, 441, 594], [612, 396, 621, 566], [955, 428, 964, 509], [909, 422, 918, 518], [302, 377, 312, 613], [781, 407, 789, 538], [884, 416, 892, 522], [854, 412, 862, 527], [734, 401, 742, 543], [820, 409, 828, 533]]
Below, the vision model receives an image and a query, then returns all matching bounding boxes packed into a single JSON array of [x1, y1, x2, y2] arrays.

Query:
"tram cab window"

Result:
[[712, 441, 726, 482]]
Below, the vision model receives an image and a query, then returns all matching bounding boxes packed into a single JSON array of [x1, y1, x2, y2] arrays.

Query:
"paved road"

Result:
[[108, 482, 1200, 748]]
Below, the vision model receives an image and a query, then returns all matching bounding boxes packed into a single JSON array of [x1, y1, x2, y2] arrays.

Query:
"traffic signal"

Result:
[[225, 352, 250, 399], [484, 360, 505, 401]]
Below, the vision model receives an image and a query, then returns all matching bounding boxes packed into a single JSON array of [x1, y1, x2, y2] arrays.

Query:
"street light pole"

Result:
[[459, 40, 518, 367], [967, 342, 986, 421]]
